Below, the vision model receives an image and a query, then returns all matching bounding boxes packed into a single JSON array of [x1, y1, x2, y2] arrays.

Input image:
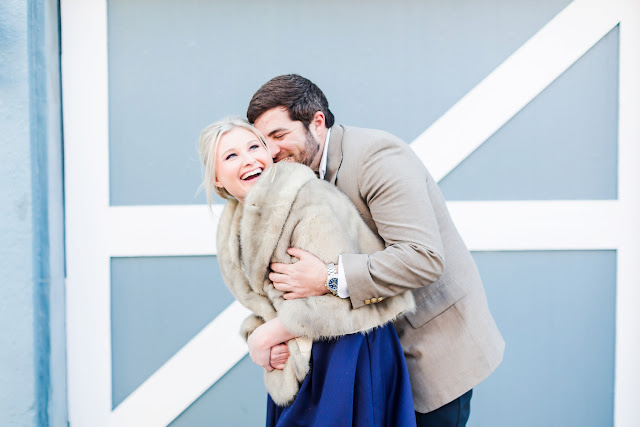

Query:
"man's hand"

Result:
[[270, 344, 290, 370], [270, 247, 329, 300]]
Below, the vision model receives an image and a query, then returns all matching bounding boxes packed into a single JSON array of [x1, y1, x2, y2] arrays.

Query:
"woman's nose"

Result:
[[242, 153, 257, 165]]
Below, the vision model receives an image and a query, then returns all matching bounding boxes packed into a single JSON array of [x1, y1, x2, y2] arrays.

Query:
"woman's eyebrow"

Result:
[[220, 148, 235, 157]]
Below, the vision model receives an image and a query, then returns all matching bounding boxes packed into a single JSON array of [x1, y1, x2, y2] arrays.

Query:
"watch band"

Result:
[[325, 263, 339, 296]]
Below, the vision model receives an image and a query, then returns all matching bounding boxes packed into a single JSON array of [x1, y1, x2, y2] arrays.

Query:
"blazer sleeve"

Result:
[[273, 183, 415, 339], [341, 136, 446, 309]]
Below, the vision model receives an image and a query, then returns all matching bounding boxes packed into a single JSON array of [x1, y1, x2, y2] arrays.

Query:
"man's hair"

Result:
[[247, 74, 335, 128]]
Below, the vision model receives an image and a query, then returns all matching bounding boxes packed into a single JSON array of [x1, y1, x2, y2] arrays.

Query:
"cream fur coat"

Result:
[[216, 162, 415, 405]]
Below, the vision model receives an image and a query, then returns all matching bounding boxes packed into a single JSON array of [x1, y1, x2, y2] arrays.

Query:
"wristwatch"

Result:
[[325, 263, 339, 296]]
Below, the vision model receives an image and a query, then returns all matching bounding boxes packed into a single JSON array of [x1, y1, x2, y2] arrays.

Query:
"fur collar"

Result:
[[218, 163, 317, 297], [240, 163, 317, 293]]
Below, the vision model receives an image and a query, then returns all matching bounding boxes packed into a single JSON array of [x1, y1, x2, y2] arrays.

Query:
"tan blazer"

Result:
[[325, 125, 505, 413]]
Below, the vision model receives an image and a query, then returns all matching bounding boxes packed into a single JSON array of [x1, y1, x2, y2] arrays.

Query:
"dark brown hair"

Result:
[[247, 74, 335, 128]]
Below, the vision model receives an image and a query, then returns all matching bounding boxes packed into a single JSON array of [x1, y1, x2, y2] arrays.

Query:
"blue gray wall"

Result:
[[0, 0, 66, 426], [105, 0, 617, 426]]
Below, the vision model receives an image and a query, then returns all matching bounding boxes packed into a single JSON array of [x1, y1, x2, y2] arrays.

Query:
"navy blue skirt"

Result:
[[266, 323, 416, 427]]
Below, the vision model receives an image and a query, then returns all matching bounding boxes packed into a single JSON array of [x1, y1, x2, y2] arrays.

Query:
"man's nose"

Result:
[[268, 141, 281, 159]]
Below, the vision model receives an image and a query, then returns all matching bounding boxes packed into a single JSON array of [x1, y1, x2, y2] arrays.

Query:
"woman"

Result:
[[199, 117, 417, 426]]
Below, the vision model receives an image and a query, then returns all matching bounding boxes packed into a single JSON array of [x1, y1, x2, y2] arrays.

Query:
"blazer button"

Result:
[[377, 297, 384, 302], [364, 299, 371, 304]]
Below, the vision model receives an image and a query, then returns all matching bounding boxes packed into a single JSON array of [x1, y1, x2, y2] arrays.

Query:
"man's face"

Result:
[[253, 107, 321, 169]]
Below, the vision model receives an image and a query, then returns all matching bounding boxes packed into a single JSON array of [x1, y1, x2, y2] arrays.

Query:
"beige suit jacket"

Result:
[[325, 125, 505, 413]]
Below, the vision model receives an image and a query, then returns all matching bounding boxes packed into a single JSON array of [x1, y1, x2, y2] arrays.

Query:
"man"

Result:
[[247, 74, 504, 426]]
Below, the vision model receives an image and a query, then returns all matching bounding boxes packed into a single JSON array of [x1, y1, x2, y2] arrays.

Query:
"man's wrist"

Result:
[[325, 263, 339, 296]]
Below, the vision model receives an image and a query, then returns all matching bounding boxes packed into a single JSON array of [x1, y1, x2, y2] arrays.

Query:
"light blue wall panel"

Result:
[[0, 1, 37, 424], [469, 251, 616, 427], [170, 356, 266, 427], [111, 256, 234, 408], [107, 0, 572, 205], [103, 2, 618, 427], [440, 27, 618, 201], [1, 0, 65, 425]]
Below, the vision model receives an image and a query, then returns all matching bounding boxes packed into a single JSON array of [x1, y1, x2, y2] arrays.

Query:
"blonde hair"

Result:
[[198, 117, 269, 206]]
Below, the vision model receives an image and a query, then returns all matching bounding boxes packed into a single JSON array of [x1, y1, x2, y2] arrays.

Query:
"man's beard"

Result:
[[300, 127, 320, 167]]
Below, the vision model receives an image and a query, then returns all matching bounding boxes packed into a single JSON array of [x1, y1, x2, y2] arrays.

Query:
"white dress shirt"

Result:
[[317, 128, 350, 298]]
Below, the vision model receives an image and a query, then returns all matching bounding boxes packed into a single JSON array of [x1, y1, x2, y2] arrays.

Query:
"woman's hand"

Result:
[[247, 324, 275, 371], [270, 344, 290, 370], [247, 317, 296, 371]]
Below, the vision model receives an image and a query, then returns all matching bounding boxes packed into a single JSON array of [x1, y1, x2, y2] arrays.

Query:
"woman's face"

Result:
[[214, 127, 273, 203]]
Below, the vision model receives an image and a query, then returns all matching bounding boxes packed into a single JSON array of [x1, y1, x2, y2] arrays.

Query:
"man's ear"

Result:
[[310, 111, 326, 132]]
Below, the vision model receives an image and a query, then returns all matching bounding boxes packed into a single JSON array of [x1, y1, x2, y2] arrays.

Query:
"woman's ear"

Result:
[[214, 176, 224, 188]]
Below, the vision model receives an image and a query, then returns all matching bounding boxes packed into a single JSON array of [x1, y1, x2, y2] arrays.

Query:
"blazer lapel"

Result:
[[325, 125, 344, 185]]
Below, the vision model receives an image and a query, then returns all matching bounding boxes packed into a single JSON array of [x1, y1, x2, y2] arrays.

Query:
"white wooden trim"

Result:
[[447, 201, 620, 251], [614, 1, 640, 425], [109, 205, 222, 257], [108, 201, 621, 256], [110, 302, 251, 427], [61, 0, 112, 425], [411, 0, 621, 182]]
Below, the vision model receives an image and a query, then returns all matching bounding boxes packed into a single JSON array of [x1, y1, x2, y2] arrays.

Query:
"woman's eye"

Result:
[[250, 144, 260, 150], [225, 153, 237, 160]]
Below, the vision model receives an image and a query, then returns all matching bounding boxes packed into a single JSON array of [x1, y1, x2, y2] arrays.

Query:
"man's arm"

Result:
[[270, 135, 445, 308], [341, 137, 445, 308]]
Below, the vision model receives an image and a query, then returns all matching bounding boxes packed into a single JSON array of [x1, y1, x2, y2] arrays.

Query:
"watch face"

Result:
[[328, 278, 338, 289]]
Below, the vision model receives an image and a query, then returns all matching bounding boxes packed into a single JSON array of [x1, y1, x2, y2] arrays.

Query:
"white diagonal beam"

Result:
[[411, 0, 622, 182], [109, 301, 251, 427]]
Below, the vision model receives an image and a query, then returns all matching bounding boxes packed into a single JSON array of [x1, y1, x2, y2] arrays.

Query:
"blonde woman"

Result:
[[200, 117, 416, 427]]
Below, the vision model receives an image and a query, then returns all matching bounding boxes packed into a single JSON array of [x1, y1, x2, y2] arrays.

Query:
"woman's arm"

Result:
[[247, 317, 296, 371]]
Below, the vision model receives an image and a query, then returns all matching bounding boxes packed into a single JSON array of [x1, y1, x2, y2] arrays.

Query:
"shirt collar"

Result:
[[318, 127, 332, 180]]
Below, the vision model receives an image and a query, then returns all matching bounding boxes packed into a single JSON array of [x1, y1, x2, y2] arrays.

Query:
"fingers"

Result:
[[269, 272, 289, 284], [271, 343, 289, 353], [271, 280, 292, 294], [270, 344, 290, 370], [271, 345, 289, 359], [270, 262, 289, 274], [287, 247, 310, 260]]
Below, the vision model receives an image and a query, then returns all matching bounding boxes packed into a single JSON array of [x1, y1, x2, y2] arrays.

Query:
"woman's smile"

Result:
[[241, 167, 263, 181], [214, 127, 273, 203]]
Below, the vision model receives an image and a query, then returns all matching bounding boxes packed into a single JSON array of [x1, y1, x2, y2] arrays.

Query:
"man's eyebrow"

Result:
[[266, 127, 290, 137]]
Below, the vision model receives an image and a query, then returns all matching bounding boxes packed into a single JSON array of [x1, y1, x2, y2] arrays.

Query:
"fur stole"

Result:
[[216, 162, 415, 405]]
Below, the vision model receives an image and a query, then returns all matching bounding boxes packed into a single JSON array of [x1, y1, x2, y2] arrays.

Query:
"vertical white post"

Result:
[[61, 0, 112, 425], [614, 1, 640, 426]]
